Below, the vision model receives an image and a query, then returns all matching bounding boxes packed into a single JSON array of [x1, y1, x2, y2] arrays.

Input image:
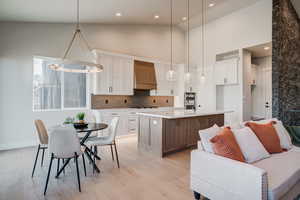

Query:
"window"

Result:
[[33, 57, 88, 111]]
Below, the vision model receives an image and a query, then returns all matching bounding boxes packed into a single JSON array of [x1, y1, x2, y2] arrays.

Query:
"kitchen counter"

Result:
[[136, 109, 233, 119], [138, 110, 227, 157]]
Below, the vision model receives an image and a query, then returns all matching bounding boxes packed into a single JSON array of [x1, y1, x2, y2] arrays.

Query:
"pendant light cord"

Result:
[[187, 0, 190, 73], [170, 0, 173, 71], [62, 0, 91, 59], [201, 0, 205, 75], [76, 0, 80, 29]]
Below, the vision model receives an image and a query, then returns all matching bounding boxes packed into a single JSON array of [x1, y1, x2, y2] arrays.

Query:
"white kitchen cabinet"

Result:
[[94, 109, 139, 137], [150, 62, 178, 96], [215, 58, 239, 85], [94, 51, 134, 95]]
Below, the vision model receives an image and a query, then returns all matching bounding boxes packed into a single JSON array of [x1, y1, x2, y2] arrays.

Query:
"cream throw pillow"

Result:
[[232, 127, 270, 163], [199, 124, 220, 153]]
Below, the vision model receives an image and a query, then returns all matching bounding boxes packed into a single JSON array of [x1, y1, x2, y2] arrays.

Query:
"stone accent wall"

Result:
[[272, 0, 300, 125]]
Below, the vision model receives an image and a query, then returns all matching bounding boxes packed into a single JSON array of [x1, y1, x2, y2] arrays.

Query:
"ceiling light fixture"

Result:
[[208, 3, 215, 7], [154, 15, 160, 19], [116, 12, 122, 17], [166, 0, 177, 82], [182, 17, 187, 21], [264, 46, 270, 50], [48, 0, 103, 73]]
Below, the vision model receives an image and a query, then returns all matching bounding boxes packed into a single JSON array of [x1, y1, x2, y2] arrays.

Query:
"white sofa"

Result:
[[190, 142, 300, 200]]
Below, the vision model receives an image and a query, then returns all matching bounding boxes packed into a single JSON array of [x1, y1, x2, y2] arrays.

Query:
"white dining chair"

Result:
[[44, 127, 86, 195], [86, 117, 120, 169], [32, 120, 49, 177]]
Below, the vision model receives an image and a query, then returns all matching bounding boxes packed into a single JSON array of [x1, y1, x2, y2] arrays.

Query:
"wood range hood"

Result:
[[134, 60, 157, 90]]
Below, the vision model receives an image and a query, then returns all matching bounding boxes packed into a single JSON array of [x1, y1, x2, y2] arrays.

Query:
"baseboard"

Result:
[[116, 133, 137, 139], [0, 141, 37, 151]]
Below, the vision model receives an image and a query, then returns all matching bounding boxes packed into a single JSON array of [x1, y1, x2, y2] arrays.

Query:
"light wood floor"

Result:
[[0, 136, 194, 200]]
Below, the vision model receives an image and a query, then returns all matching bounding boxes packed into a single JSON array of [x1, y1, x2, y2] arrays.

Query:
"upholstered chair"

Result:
[[44, 127, 86, 195], [86, 117, 120, 169], [32, 120, 49, 177]]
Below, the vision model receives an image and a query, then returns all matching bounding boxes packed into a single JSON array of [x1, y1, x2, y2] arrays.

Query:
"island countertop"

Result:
[[136, 109, 233, 119]]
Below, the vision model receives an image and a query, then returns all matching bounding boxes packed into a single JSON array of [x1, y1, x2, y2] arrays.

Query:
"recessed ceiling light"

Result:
[[182, 17, 187, 21], [115, 12, 122, 17], [154, 15, 160, 19], [264, 46, 270, 50], [208, 3, 215, 7]]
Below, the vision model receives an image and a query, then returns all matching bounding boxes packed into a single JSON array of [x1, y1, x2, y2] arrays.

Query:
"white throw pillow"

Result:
[[232, 127, 270, 163], [241, 118, 293, 150], [199, 124, 220, 153], [274, 121, 293, 150]]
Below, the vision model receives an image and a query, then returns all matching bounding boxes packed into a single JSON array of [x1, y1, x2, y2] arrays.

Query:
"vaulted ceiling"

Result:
[[0, 0, 262, 27]]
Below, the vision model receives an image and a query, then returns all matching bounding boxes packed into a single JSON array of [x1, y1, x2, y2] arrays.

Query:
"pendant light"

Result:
[[185, 0, 191, 83], [166, 0, 177, 82], [48, 0, 103, 73], [200, 0, 206, 82]]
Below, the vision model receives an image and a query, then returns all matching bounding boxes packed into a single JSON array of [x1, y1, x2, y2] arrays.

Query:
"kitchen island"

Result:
[[137, 110, 231, 157]]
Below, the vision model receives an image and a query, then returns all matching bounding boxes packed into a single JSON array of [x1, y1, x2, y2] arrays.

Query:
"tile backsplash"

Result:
[[91, 94, 174, 109]]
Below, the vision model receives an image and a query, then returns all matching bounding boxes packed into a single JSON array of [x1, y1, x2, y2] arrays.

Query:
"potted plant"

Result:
[[76, 112, 85, 124]]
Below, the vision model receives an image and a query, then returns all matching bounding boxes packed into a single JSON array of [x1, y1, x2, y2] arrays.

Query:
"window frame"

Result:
[[32, 56, 90, 112]]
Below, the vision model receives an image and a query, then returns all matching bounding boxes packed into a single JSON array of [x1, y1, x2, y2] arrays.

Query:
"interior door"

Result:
[[264, 67, 272, 119]]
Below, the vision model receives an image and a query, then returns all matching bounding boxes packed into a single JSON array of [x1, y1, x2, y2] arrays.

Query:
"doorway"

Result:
[[246, 42, 272, 120]]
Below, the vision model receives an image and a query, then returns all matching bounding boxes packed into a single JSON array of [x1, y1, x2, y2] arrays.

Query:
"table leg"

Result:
[[84, 150, 100, 173]]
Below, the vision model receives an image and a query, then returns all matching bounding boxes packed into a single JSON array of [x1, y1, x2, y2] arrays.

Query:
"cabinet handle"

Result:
[[171, 89, 174, 95], [129, 119, 136, 122]]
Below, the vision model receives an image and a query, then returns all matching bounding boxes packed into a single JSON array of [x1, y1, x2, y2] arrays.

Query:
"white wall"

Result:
[[188, 0, 272, 124], [0, 22, 185, 150]]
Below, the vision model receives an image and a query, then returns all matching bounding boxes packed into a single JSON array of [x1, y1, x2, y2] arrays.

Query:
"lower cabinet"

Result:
[[137, 114, 225, 157], [162, 114, 224, 156], [94, 110, 139, 136]]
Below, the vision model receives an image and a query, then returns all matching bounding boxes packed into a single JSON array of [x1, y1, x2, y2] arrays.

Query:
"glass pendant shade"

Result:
[[185, 72, 192, 83], [166, 69, 177, 81], [200, 72, 206, 82]]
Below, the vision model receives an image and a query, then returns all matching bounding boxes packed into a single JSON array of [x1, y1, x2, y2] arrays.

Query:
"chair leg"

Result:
[[44, 153, 54, 195], [41, 148, 45, 167], [113, 143, 120, 168], [62, 159, 65, 174], [74, 153, 81, 192], [93, 146, 96, 174], [31, 144, 40, 177], [110, 144, 115, 161], [82, 154, 86, 176], [56, 158, 60, 177], [193, 191, 201, 200]]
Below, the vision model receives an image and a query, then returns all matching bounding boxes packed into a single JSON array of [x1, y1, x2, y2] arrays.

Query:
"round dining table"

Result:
[[56, 123, 108, 177]]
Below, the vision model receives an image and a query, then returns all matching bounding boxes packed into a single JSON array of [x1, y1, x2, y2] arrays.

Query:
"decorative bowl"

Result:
[[73, 123, 88, 129]]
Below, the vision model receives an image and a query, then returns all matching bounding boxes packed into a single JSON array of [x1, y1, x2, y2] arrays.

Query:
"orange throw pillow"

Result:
[[210, 127, 245, 162], [245, 121, 283, 154]]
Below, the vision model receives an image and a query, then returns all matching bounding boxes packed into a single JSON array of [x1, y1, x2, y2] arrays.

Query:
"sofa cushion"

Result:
[[232, 127, 270, 163], [199, 124, 220, 153], [210, 127, 245, 162], [246, 121, 283, 154], [242, 118, 293, 150], [253, 149, 300, 200]]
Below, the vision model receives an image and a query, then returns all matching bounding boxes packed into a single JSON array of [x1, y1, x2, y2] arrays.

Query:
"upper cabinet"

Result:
[[93, 51, 134, 95], [214, 58, 239, 85]]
